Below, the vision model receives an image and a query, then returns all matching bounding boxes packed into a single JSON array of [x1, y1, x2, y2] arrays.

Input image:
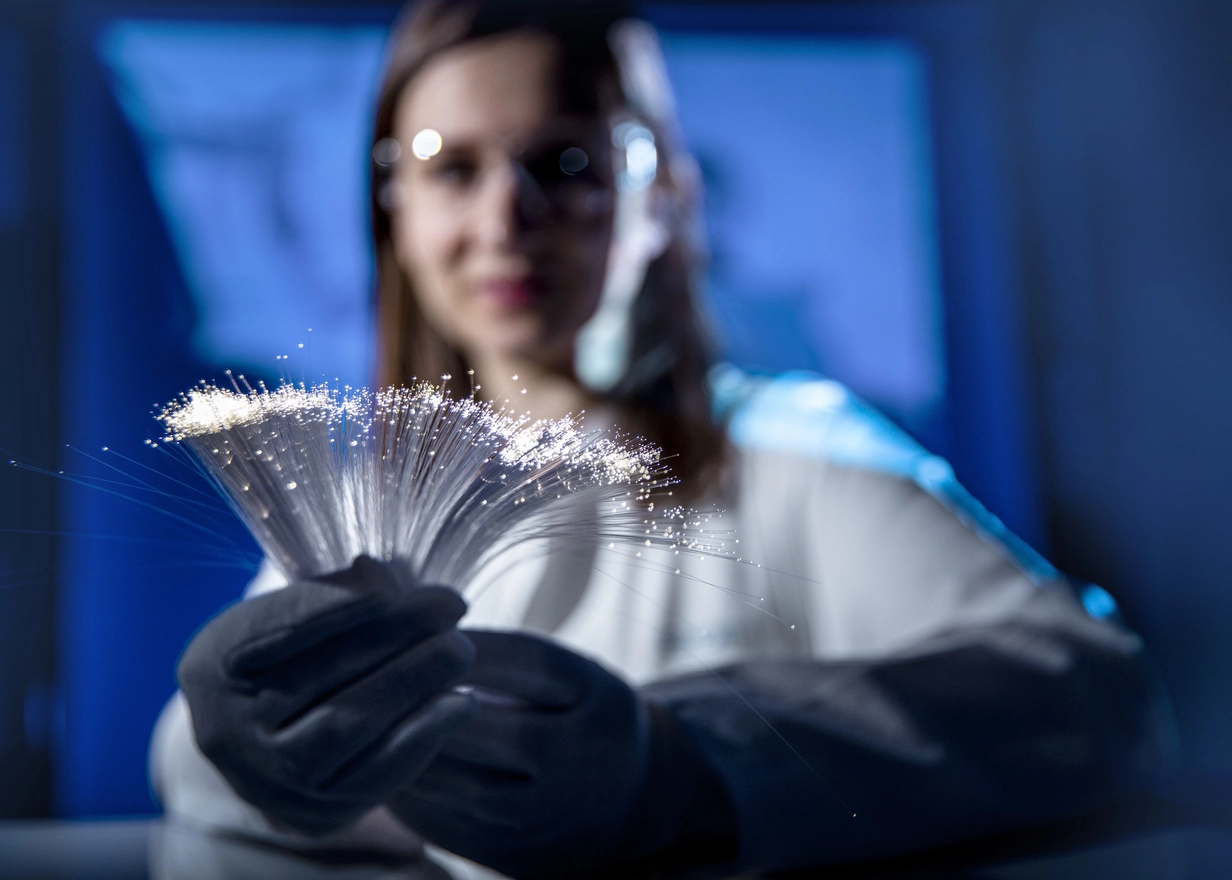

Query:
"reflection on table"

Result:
[[0, 820, 446, 880], [150, 821, 453, 880], [1, 805, 1231, 880]]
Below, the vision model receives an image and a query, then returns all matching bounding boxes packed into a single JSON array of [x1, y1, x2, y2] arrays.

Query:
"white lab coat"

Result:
[[150, 372, 1162, 874]]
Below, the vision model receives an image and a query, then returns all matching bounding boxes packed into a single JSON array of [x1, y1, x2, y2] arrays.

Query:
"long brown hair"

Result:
[[370, 0, 727, 494]]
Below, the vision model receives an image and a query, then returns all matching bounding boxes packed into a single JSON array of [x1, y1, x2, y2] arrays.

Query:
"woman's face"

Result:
[[390, 31, 616, 373]]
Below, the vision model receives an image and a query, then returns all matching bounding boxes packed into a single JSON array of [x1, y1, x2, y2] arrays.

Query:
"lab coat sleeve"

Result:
[[642, 459, 1171, 873]]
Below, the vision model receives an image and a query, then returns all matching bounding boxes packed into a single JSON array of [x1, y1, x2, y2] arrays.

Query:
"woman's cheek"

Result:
[[393, 215, 470, 343], [402, 203, 452, 270]]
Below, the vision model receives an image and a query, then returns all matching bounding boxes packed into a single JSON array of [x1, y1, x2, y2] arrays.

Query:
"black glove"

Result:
[[388, 630, 737, 878], [177, 555, 477, 835]]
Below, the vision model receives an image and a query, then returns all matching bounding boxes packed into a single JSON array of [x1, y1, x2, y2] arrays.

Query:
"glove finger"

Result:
[[430, 702, 547, 776], [248, 587, 468, 723], [324, 691, 477, 799], [459, 630, 596, 708], [226, 557, 461, 676], [407, 754, 532, 828], [210, 558, 404, 678], [314, 553, 413, 592], [266, 630, 476, 788], [179, 583, 384, 691]]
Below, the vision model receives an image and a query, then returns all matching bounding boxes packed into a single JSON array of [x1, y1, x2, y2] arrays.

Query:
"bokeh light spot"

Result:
[[372, 137, 400, 166], [411, 128, 443, 160], [559, 146, 589, 174]]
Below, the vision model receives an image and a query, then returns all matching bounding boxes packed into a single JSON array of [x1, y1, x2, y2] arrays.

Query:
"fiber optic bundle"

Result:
[[157, 379, 723, 589]]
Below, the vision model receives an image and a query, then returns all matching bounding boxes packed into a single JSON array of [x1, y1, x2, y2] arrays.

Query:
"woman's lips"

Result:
[[478, 277, 546, 309]]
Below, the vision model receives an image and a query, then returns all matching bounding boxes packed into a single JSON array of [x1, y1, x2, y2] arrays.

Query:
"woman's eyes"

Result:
[[427, 155, 480, 187], [417, 145, 604, 191], [523, 146, 602, 186]]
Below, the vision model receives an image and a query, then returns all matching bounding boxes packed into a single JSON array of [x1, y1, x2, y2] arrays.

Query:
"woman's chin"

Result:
[[467, 325, 571, 370]]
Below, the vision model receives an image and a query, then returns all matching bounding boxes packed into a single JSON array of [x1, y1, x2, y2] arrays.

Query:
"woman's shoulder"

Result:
[[713, 365, 937, 484], [713, 366, 1061, 588]]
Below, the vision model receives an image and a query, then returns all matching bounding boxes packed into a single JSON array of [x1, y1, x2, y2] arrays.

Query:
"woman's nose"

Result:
[[473, 161, 551, 246]]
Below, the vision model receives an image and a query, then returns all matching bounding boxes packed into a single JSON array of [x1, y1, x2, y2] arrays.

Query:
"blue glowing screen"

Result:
[[663, 35, 944, 420], [98, 22, 388, 388]]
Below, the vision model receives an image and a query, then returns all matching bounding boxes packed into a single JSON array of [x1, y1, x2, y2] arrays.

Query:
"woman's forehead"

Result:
[[396, 31, 570, 142]]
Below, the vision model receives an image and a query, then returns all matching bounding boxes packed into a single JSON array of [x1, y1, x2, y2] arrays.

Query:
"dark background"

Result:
[[1, 0, 1229, 841]]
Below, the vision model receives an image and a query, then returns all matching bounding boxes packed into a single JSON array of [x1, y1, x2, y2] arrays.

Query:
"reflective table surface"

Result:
[[1, 805, 1230, 880]]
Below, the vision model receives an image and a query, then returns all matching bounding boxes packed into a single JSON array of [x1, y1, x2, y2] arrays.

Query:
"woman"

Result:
[[152, 2, 1168, 877]]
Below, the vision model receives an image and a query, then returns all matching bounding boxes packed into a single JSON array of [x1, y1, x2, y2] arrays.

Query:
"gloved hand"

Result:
[[177, 555, 476, 836], [388, 630, 737, 878]]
